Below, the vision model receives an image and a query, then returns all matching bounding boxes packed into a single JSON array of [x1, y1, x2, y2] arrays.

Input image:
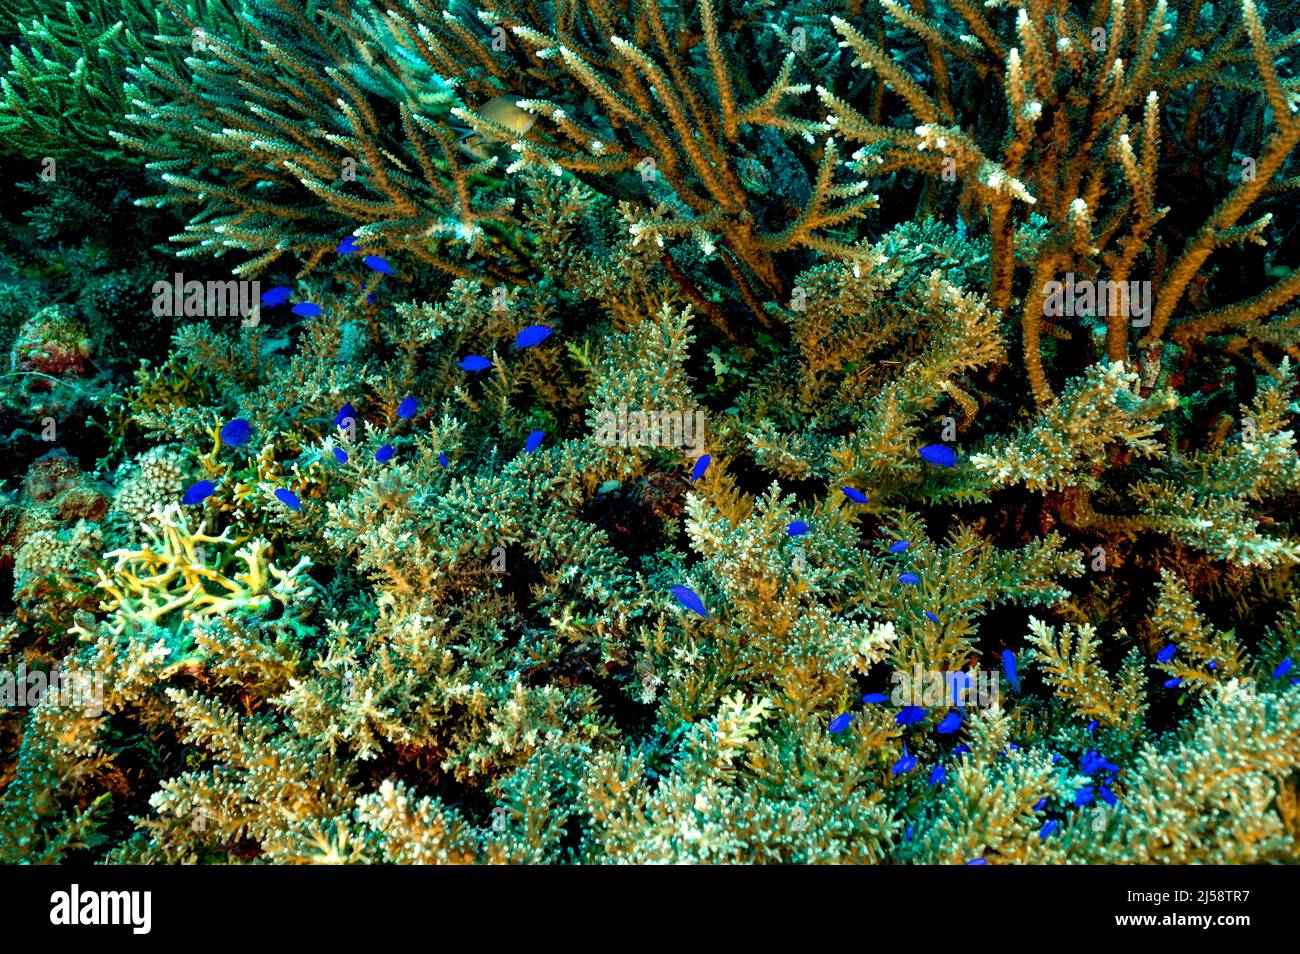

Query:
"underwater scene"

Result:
[[0, 0, 1299, 868]]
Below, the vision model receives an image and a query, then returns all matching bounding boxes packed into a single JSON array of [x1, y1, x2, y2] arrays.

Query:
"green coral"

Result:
[[0, 0, 1299, 869]]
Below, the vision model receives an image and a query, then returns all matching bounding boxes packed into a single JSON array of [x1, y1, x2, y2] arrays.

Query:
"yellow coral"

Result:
[[75, 504, 312, 638]]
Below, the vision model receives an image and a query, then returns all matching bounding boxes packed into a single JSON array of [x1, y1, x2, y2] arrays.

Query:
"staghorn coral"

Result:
[[0, 0, 1298, 871], [72, 503, 315, 644]]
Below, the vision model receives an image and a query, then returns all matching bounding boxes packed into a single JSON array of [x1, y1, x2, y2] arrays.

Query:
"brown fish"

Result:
[[457, 95, 538, 161]]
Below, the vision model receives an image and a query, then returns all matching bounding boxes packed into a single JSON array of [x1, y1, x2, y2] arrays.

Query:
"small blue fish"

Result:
[[936, 710, 962, 734], [337, 236, 359, 255], [220, 418, 251, 447], [274, 488, 301, 511], [924, 611, 940, 624], [363, 255, 394, 274], [896, 705, 927, 725], [291, 302, 322, 318], [905, 825, 914, 842], [1085, 720, 1098, 734], [182, 480, 215, 505], [1156, 644, 1177, 663], [840, 486, 868, 504], [375, 444, 395, 463], [260, 287, 292, 306], [892, 744, 917, 776], [889, 540, 910, 553], [333, 447, 348, 464], [861, 692, 888, 704], [671, 585, 709, 618], [898, 572, 919, 585], [787, 520, 809, 536], [1273, 658, 1294, 679], [919, 444, 958, 468], [397, 396, 419, 420], [1039, 819, 1059, 840], [334, 403, 356, 428], [928, 765, 946, 786], [965, 857, 987, 865], [1097, 786, 1118, 806], [1075, 787, 1095, 807], [512, 325, 553, 349], [1163, 677, 1182, 688], [829, 712, 854, 734], [524, 430, 545, 453], [1001, 649, 1020, 693], [1033, 797, 1048, 811], [954, 745, 970, 756], [1080, 750, 1120, 774], [691, 455, 711, 481], [438, 454, 448, 468], [459, 354, 493, 372], [1207, 660, 1218, 670]]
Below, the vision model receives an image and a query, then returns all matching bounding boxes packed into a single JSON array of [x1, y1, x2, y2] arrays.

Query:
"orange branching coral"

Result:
[[823, 0, 1300, 401]]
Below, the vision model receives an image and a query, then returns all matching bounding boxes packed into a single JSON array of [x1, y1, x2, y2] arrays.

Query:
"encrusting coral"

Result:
[[0, 0, 1298, 865]]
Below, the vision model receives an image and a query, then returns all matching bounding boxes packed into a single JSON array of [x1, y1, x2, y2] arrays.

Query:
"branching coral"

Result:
[[823, 0, 1300, 399], [1, 0, 1299, 868], [73, 503, 314, 641]]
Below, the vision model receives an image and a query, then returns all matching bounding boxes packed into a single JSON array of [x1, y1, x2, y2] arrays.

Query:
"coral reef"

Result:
[[0, 0, 1299, 865]]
